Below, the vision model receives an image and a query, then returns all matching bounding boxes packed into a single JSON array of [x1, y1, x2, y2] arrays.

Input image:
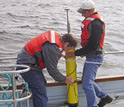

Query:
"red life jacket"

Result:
[[80, 13, 105, 48], [25, 30, 63, 69]]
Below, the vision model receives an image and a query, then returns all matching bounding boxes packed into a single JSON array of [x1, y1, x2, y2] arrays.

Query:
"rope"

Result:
[[0, 74, 14, 107], [0, 74, 30, 107], [66, 64, 77, 77], [16, 82, 29, 107]]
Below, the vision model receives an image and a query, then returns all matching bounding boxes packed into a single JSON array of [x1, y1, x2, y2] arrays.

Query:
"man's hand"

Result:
[[65, 77, 74, 84]]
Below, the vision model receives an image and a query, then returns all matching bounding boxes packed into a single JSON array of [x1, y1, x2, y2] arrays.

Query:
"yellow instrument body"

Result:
[[65, 48, 78, 106]]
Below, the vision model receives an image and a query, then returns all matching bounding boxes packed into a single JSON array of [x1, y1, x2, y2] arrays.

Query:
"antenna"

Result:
[[65, 9, 71, 33]]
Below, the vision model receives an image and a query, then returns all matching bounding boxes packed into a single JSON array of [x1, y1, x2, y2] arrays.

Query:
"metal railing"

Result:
[[0, 57, 32, 107]]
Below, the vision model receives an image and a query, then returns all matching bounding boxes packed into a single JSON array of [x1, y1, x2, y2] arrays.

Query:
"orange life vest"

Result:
[[25, 30, 63, 69], [80, 13, 105, 48]]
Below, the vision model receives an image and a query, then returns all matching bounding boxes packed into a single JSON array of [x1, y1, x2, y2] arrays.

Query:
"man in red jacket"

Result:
[[68, 0, 112, 107], [17, 30, 77, 107]]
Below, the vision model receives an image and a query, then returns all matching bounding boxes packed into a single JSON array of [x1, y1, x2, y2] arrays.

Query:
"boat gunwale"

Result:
[[47, 75, 124, 87]]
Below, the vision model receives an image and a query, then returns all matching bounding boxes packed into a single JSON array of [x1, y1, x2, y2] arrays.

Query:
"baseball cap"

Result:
[[77, 0, 95, 14]]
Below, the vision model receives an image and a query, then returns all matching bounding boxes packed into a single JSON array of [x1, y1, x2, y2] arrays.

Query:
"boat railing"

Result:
[[0, 57, 32, 107]]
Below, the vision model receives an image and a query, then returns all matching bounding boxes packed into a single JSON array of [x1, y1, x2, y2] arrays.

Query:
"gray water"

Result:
[[0, 0, 124, 80]]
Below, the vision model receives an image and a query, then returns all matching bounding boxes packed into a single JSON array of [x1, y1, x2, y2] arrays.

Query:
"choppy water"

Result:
[[0, 0, 124, 79]]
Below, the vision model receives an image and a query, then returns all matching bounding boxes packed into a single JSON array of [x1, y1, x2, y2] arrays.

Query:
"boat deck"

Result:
[[47, 100, 124, 107], [47, 99, 124, 107], [105, 99, 124, 107]]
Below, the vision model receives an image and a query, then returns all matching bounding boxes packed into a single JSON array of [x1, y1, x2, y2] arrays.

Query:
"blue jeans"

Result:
[[20, 68, 48, 107], [82, 57, 106, 107]]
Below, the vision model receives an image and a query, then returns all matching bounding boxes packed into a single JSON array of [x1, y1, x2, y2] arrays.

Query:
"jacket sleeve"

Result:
[[42, 42, 66, 83], [75, 19, 104, 56]]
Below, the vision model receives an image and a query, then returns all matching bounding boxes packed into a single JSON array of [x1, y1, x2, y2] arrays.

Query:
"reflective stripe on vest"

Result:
[[51, 30, 56, 43]]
